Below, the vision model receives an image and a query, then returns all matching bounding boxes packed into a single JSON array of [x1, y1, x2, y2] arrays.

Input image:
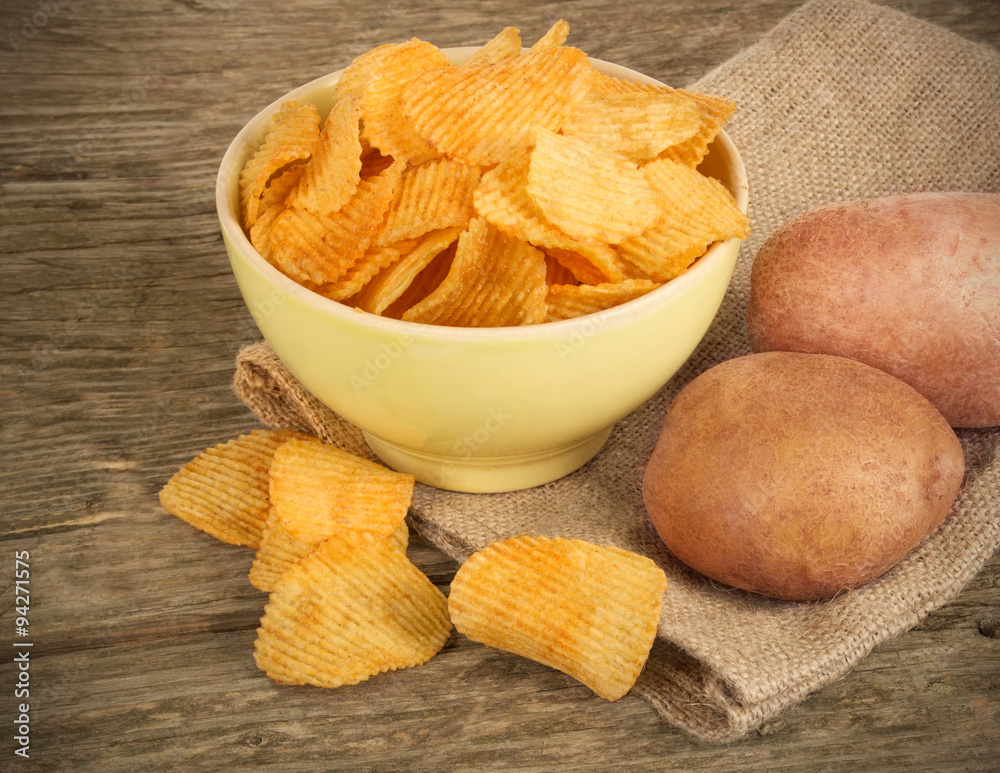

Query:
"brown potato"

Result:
[[642, 352, 965, 601], [746, 192, 1000, 428]]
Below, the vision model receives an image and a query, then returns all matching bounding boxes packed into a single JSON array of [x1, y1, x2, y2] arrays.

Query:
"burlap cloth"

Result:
[[231, 0, 1000, 741]]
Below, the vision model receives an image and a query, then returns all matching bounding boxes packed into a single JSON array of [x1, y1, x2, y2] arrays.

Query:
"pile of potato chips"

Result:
[[160, 428, 668, 699], [238, 21, 749, 326]]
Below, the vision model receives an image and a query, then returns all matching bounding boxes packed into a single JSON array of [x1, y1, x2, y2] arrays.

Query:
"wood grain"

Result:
[[1, 0, 998, 769]]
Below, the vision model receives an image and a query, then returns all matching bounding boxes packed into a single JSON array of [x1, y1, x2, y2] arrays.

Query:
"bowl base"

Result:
[[362, 427, 614, 493]]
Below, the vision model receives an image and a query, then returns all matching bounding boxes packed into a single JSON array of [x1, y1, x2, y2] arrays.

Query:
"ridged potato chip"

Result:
[[377, 158, 480, 246], [314, 241, 412, 302], [545, 278, 660, 321], [249, 164, 305, 265], [334, 42, 397, 101], [402, 44, 591, 166], [266, 160, 404, 286], [474, 154, 628, 282], [238, 21, 747, 329], [254, 532, 451, 687], [354, 227, 462, 315], [285, 96, 362, 215], [381, 241, 457, 319], [269, 437, 415, 543], [158, 429, 313, 548], [584, 71, 735, 168], [530, 19, 570, 50], [618, 158, 749, 281], [527, 127, 663, 244], [359, 39, 450, 164], [239, 100, 321, 229], [561, 86, 702, 162], [448, 535, 667, 701], [659, 90, 736, 168], [402, 218, 548, 326], [250, 507, 409, 593], [463, 26, 521, 66]]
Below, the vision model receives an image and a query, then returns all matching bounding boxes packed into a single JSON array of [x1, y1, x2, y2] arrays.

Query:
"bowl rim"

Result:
[[216, 49, 749, 342]]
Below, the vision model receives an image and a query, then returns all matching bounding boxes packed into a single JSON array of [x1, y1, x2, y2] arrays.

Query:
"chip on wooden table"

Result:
[[527, 126, 663, 244], [269, 438, 415, 543], [249, 508, 409, 594], [239, 100, 321, 229], [401, 218, 548, 326], [545, 278, 661, 322], [254, 531, 451, 687], [158, 429, 315, 548], [448, 535, 667, 702]]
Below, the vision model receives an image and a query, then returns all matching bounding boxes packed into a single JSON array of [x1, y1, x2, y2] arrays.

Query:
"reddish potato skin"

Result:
[[746, 192, 1000, 428], [642, 352, 965, 601]]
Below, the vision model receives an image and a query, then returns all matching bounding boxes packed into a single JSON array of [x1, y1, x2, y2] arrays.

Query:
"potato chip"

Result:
[[545, 279, 660, 321], [561, 88, 702, 162], [237, 24, 748, 330], [354, 227, 462, 315], [285, 97, 363, 215], [249, 164, 305, 265], [359, 39, 451, 163], [660, 90, 736, 167], [463, 26, 521, 66], [583, 71, 735, 167], [266, 160, 404, 286], [474, 154, 628, 282], [269, 438, 415, 543], [530, 19, 570, 49], [239, 100, 321, 228], [402, 218, 548, 326], [334, 42, 398, 102], [254, 531, 451, 687], [315, 241, 413, 302], [449, 535, 667, 701], [617, 158, 749, 281], [377, 158, 481, 246], [381, 244, 457, 319], [527, 126, 663, 244], [544, 251, 581, 286], [250, 507, 409, 593], [158, 429, 314, 548], [403, 44, 591, 166]]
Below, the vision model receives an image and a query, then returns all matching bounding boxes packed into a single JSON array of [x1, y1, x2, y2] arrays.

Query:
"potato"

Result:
[[745, 192, 1000, 428], [641, 352, 965, 601]]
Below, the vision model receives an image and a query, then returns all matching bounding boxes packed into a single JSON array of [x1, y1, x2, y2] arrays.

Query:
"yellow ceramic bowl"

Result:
[[217, 49, 748, 493]]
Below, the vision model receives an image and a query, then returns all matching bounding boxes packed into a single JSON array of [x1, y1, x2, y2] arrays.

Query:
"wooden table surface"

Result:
[[2, 0, 998, 770]]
